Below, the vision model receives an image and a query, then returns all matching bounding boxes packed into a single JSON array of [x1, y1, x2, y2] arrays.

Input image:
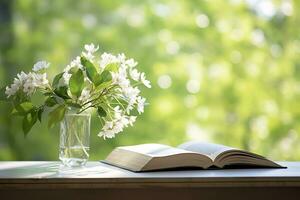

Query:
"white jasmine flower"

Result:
[[117, 53, 126, 64], [140, 72, 151, 88], [82, 52, 94, 60], [12, 78, 23, 89], [119, 66, 128, 77], [5, 86, 17, 98], [123, 86, 140, 104], [126, 104, 134, 113], [64, 56, 82, 73], [98, 130, 116, 139], [32, 61, 50, 72], [114, 106, 122, 115], [113, 122, 124, 133], [137, 96, 146, 114], [70, 56, 83, 69], [84, 43, 99, 54], [34, 73, 49, 88], [111, 71, 130, 88], [98, 121, 116, 139], [82, 44, 99, 61], [63, 65, 72, 73], [100, 52, 119, 68], [62, 72, 72, 85], [122, 86, 140, 114], [23, 72, 36, 96], [103, 121, 114, 131], [128, 116, 136, 126], [119, 77, 130, 88], [114, 107, 128, 127], [17, 71, 28, 82], [23, 83, 35, 96], [118, 116, 129, 128], [63, 57, 84, 86], [97, 106, 137, 139], [126, 58, 138, 68], [130, 69, 140, 81], [5, 72, 28, 98]]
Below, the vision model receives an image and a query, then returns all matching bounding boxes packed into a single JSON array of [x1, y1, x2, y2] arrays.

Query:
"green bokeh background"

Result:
[[0, 0, 300, 161]]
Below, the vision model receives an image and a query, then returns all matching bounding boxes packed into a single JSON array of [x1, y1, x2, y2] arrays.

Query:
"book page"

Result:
[[120, 143, 194, 157], [106, 143, 213, 171], [178, 141, 235, 160]]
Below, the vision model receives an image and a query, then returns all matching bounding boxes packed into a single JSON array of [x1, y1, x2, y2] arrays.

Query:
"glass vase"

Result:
[[59, 108, 91, 167]]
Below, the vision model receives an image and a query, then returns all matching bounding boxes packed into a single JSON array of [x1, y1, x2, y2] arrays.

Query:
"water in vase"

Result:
[[59, 112, 91, 167]]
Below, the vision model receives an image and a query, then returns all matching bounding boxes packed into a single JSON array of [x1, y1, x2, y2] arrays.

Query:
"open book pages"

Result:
[[178, 141, 281, 168], [103, 141, 283, 172], [178, 141, 234, 160]]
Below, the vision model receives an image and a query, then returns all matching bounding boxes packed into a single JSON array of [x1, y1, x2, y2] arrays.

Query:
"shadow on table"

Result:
[[0, 162, 112, 178]]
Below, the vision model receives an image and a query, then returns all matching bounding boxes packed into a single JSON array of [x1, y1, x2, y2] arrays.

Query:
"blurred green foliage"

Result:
[[0, 0, 300, 161]]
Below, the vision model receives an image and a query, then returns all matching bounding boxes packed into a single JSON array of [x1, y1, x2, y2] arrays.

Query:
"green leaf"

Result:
[[93, 71, 112, 92], [97, 106, 107, 117], [52, 72, 64, 88], [105, 63, 119, 72], [68, 67, 78, 74], [99, 70, 112, 83], [11, 109, 23, 116], [80, 56, 102, 86], [95, 81, 112, 92], [22, 111, 38, 136], [69, 68, 84, 97], [48, 104, 66, 129], [45, 96, 57, 107], [54, 86, 71, 99], [0, 87, 9, 101], [15, 102, 34, 115], [37, 107, 44, 122]]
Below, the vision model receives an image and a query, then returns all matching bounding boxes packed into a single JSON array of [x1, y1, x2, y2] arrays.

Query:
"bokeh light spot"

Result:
[[157, 75, 172, 89], [186, 79, 200, 94], [195, 14, 210, 28]]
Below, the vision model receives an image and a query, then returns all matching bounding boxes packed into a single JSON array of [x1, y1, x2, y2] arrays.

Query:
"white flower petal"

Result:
[[141, 72, 151, 88], [130, 69, 140, 81], [32, 61, 50, 72], [126, 58, 138, 68], [84, 43, 99, 53], [137, 96, 146, 114]]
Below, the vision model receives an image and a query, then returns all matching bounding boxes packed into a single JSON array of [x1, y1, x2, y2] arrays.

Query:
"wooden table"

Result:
[[0, 161, 300, 200]]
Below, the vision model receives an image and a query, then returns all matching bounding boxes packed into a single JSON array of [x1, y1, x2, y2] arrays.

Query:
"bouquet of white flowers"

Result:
[[3, 43, 151, 139]]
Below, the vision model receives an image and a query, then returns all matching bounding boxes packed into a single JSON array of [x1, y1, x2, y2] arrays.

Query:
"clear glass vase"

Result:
[[59, 108, 91, 167]]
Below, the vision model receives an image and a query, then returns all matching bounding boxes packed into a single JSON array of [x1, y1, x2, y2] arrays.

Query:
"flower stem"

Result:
[[73, 127, 89, 158], [113, 96, 126, 110]]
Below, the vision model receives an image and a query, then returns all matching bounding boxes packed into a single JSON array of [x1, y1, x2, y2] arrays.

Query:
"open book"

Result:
[[102, 141, 283, 172]]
